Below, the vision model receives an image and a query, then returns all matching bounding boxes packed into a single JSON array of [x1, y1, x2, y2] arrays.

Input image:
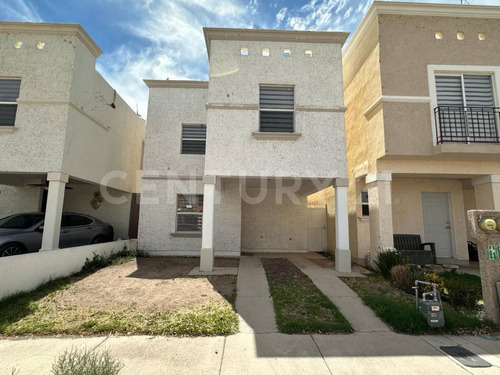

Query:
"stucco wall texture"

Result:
[[0, 185, 41, 219], [0, 29, 145, 194], [205, 39, 347, 179]]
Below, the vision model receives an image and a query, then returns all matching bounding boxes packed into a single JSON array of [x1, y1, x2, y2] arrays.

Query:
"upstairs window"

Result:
[[176, 195, 203, 232], [0, 79, 21, 126], [181, 124, 206, 154], [259, 85, 294, 133]]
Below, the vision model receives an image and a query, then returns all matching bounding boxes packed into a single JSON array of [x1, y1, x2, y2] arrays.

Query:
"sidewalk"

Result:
[[2, 332, 500, 374]]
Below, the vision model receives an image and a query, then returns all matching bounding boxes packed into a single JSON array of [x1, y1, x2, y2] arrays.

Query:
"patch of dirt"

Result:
[[309, 258, 335, 269], [261, 258, 304, 281], [50, 257, 238, 314]]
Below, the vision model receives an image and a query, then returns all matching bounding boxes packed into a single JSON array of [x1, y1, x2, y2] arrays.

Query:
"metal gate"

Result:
[[307, 205, 327, 252]]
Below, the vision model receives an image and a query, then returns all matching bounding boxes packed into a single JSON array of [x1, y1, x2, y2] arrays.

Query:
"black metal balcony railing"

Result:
[[434, 106, 500, 144]]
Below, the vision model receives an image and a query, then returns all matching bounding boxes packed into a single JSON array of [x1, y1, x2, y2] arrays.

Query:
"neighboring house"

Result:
[[0, 22, 145, 249], [139, 28, 352, 271], [341, 1, 500, 264]]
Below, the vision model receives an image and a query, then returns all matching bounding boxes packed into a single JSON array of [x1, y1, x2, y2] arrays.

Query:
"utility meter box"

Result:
[[419, 298, 445, 328], [467, 210, 500, 324]]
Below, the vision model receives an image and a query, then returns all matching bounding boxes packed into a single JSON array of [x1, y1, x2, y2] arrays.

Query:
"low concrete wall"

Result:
[[0, 239, 137, 299]]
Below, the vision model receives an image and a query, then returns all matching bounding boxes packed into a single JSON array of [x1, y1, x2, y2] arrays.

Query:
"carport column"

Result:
[[334, 178, 351, 272], [366, 172, 394, 258], [472, 175, 500, 210], [200, 175, 216, 272], [40, 172, 69, 251]]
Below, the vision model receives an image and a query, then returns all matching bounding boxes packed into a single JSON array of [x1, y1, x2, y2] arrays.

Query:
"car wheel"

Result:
[[0, 243, 27, 257], [91, 235, 106, 244]]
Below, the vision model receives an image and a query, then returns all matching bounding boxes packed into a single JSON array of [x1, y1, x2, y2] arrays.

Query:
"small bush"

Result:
[[390, 265, 413, 290], [51, 348, 123, 375], [374, 250, 406, 279], [444, 277, 481, 310], [81, 247, 146, 274]]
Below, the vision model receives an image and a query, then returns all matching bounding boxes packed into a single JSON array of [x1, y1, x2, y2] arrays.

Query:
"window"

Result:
[[457, 31, 465, 40], [0, 79, 21, 126], [0, 214, 43, 229], [176, 195, 203, 232], [361, 191, 369, 216], [259, 85, 294, 132], [181, 124, 206, 154], [240, 47, 248, 56], [435, 74, 497, 143], [262, 48, 269, 56], [435, 31, 443, 40], [67, 215, 93, 227], [305, 49, 313, 57], [283, 48, 291, 57]]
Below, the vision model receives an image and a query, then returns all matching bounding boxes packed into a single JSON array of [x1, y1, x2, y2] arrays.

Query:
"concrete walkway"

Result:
[[286, 254, 391, 332], [235, 256, 278, 333], [2, 332, 500, 374]]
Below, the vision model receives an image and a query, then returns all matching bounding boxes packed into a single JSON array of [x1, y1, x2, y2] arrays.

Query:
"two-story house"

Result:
[[139, 28, 351, 272], [0, 22, 145, 251], [342, 1, 500, 264]]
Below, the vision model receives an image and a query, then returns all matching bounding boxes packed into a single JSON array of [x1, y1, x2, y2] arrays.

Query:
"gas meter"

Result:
[[414, 280, 445, 328]]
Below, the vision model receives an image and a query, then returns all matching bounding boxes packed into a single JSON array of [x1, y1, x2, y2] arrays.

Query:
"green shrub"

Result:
[[374, 250, 406, 279], [81, 247, 146, 274], [444, 277, 481, 310], [51, 348, 123, 375], [423, 272, 445, 293]]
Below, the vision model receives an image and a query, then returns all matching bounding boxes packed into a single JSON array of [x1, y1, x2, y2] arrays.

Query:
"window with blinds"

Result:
[[176, 195, 203, 232], [181, 124, 206, 154], [0, 79, 21, 126], [435, 74, 497, 143], [259, 85, 294, 132]]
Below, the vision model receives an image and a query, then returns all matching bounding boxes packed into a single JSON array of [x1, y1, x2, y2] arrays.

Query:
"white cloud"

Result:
[[248, 0, 259, 16], [96, 0, 255, 119], [286, 0, 348, 31], [276, 7, 287, 25], [0, 0, 42, 22]]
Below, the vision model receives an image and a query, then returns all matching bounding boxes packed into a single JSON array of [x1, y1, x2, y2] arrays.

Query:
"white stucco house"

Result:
[[0, 22, 145, 250], [139, 28, 351, 272]]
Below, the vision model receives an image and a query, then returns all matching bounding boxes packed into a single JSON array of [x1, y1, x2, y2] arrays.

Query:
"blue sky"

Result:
[[0, 0, 498, 117]]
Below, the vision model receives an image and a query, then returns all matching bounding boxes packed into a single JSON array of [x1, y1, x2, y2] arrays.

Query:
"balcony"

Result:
[[434, 106, 500, 144]]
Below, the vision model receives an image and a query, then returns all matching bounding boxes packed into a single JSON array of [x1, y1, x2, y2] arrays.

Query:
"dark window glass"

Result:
[[259, 86, 294, 133], [68, 215, 93, 226], [361, 191, 369, 216], [0, 214, 43, 229], [0, 79, 20, 126], [181, 125, 206, 154], [177, 195, 203, 232]]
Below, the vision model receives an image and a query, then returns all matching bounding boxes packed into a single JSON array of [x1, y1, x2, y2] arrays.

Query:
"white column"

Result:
[[472, 175, 500, 210], [40, 172, 68, 251], [200, 175, 216, 272], [366, 172, 394, 259], [334, 178, 351, 272]]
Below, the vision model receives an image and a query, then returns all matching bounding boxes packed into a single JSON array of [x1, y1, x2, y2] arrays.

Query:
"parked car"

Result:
[[0, 212, 114, 257]]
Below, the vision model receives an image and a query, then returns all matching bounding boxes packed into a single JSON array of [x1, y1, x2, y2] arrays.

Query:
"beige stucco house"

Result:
[[336, 1, 500, 265], [0, 22, 145, 248], [139, 28, 352, 271]]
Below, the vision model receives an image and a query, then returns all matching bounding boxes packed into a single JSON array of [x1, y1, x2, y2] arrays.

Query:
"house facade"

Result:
[[341, 1, 500, 264], [0, 22, 145, 248], [139, 28, 352, 271]]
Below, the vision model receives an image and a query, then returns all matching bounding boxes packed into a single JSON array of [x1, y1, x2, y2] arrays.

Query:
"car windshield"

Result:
[[0, 214, 44, 229]]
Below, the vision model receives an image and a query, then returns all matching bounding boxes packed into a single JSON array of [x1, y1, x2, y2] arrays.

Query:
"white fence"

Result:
[[0, 239, 137, 299]]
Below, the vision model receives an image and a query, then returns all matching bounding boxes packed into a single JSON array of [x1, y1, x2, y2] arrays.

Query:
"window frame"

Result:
[[428, 65, 500, 146], [0, 78, 21, 127], [360, 190, 369, 217], [258, 84, 295, 133], [180, 123, 207, 155], [175, 194, 203, 233]]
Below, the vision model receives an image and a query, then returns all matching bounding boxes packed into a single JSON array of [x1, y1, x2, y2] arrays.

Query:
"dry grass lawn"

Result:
[[0, 257, 239, 336]]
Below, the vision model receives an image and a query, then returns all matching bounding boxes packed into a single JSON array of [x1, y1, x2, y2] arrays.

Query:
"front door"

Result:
[[307, 205, 327, 252], [422, 192, 453, 258]]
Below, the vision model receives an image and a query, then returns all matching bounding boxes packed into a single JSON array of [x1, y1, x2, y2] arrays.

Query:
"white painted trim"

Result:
[[366, 172, 392, 184], [427, 64, 500, 146], [0, 126, 16, 134], [364, 95, 431, 118], [47, 171, 69, 183], [207, 103, 258, 110], [144, 80, 208, 89], [471, 175, 500, 186], [142, 175, 203, 180], [143, 250, 239, 257], [252, 132, 302, 141]]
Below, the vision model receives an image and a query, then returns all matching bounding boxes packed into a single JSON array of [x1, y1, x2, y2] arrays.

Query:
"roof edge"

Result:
[[203, 28, 350, 58], [143, 80, 209, 89], [344, 1, 500, 63], [0, 22, 102, 57]]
